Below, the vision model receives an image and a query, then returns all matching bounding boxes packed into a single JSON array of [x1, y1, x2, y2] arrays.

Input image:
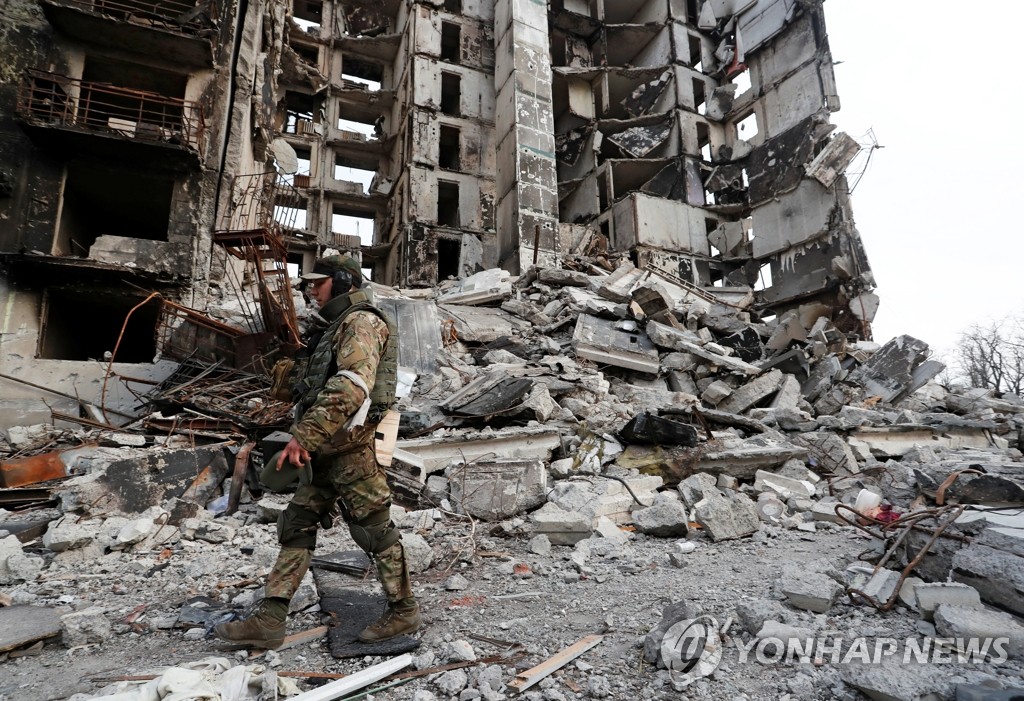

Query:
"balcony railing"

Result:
[[16, 70, 206, 153], [45, 0, 219, 36]]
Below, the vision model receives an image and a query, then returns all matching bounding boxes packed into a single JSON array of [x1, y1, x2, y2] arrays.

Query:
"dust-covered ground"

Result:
[[2, 501, 1021, 701]]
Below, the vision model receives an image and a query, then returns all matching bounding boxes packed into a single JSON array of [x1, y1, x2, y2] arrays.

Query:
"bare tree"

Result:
[[955, 317, 1024, 395]]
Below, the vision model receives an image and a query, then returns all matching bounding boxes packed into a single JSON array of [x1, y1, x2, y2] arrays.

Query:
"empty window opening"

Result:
[[337, 114, 378, 139], [437, 237, 461, 281], [437, 181, 460, 226], [688, 35, 703, 71], [332, 206, 375, 245], [441, 22, 461, 63], [732, 69, 751, 97], [736, 112, 759, 141], [440, 73, 461, 116], [692, 78, 706, 115], [55, 163, 173, 257], [292, 0, 322, 31], [754, 262, 773, 291], [286, 252, 304, 282], [283, 92, 319, 134], [686, 0, 699, 25], [597, 172, 609, 212], [443, 0, 462, 12], [696, 121, 712, 162], [39, 289, 159, 362], [341, 56, 383, 91], [274, 200, 307, 229], [293, 44, 319, 68], [439, 125, 461, 170], [334, 155, 376, 194]]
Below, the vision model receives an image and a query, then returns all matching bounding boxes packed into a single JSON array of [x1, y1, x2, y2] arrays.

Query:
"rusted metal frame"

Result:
[[50, 410, 120, 431], [845, 505, 965, 612], [66, 0, 215, 33], [19, 70, 205, 150], [213, 226, 301, 351]]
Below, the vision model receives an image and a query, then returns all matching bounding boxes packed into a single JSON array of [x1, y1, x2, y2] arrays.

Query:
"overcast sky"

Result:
[[821, 1, 1024, 366]]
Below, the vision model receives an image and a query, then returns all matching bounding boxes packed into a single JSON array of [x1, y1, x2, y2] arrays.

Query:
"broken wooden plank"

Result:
[[507, 634, 603, 693]]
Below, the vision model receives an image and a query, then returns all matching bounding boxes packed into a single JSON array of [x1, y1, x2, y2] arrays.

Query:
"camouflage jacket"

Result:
[[290, 292, 389, 454]]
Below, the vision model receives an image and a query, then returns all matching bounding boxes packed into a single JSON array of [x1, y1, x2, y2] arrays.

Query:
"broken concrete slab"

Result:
[[573, 314, 660, 374], [529, 502, 592, 546], [801, 356, 842, 402], [691, 435, 809, 479], [437, 269, 512, 305], [933, 604, 1024, 660], [631, 494, 688, 537], [805, 132, 860, 188], [0, 534, 44, 584], [60, 606, 112, 647], [447, 459, 547, 521], [847, 335, 942, 404], [395, 427, 562, 479], [735, 599, 789, 636], [438, 304, 532, 343], [753, 470, 816, 500], [840, 655, 955, 701], [0, 605, 62, 653], [778, 570, 842, 613], [597, 261, 646, 303], [951, 542, 1024, 617], [647, 323, 762, 375], [547, 476, 661, 525], [717, 369, 784, 414], [914, 582, 982, 621], [693, 489, 759, 542]]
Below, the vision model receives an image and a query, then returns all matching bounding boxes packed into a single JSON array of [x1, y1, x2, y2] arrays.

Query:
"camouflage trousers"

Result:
[[266, 424, 412, 604]]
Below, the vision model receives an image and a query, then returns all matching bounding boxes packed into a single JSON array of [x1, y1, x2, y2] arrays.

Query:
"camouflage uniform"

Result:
[[266, 294, 412, 607]]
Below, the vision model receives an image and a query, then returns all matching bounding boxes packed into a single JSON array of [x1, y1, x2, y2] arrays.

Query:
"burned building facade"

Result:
[[0, 0, 876, 423]]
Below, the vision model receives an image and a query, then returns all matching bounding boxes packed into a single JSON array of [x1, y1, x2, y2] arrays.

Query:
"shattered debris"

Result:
[[2, 0, 1024, 698]]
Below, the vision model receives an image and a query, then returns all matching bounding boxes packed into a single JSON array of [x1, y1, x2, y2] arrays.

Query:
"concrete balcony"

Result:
[[15, 70, 205, 171], [39, 0, 219, 67]]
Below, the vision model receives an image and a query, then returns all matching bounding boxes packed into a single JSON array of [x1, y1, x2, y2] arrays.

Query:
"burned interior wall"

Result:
[[0, 0, 295, 422]]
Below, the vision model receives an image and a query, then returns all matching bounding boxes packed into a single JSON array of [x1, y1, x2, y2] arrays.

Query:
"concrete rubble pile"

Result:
[[2, 259, 1024, 701]]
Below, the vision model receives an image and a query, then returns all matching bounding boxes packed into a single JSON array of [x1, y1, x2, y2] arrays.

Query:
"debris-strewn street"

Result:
[[3, 260, 1024, 701]]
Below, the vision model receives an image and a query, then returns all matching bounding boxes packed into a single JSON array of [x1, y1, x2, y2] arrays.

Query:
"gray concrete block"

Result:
[[631, 496, 688, 537], [60, 606, 112, 647], [933, 605, 1024, 660], [952, 543, 1024, 617], [529, 502, 591, 545], [779, 570, 842, 613], [735, 599, 787, 635], [915, 582, 982, 621], [693, 490, 760, 542], [841, 655, 955, 701]]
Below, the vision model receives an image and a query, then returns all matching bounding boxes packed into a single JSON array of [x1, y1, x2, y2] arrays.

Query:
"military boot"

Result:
[[213, 597, 288, 649], [358, 598, 421, 642]]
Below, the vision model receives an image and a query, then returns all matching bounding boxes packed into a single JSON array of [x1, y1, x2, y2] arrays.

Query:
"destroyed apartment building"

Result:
[[3, 1, 1024, 701], [0, 0, 874, 423]]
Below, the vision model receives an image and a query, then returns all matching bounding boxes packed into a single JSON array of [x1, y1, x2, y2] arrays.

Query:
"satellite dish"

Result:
[[272, 139, 298, 174]]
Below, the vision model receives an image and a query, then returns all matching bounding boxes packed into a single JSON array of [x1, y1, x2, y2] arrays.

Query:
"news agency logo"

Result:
[[661, 616, 724, 687], [661, 615, 1011, 682]]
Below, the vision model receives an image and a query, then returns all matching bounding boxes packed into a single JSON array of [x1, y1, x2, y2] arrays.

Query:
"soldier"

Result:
[[214, 255, 419, 649]]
